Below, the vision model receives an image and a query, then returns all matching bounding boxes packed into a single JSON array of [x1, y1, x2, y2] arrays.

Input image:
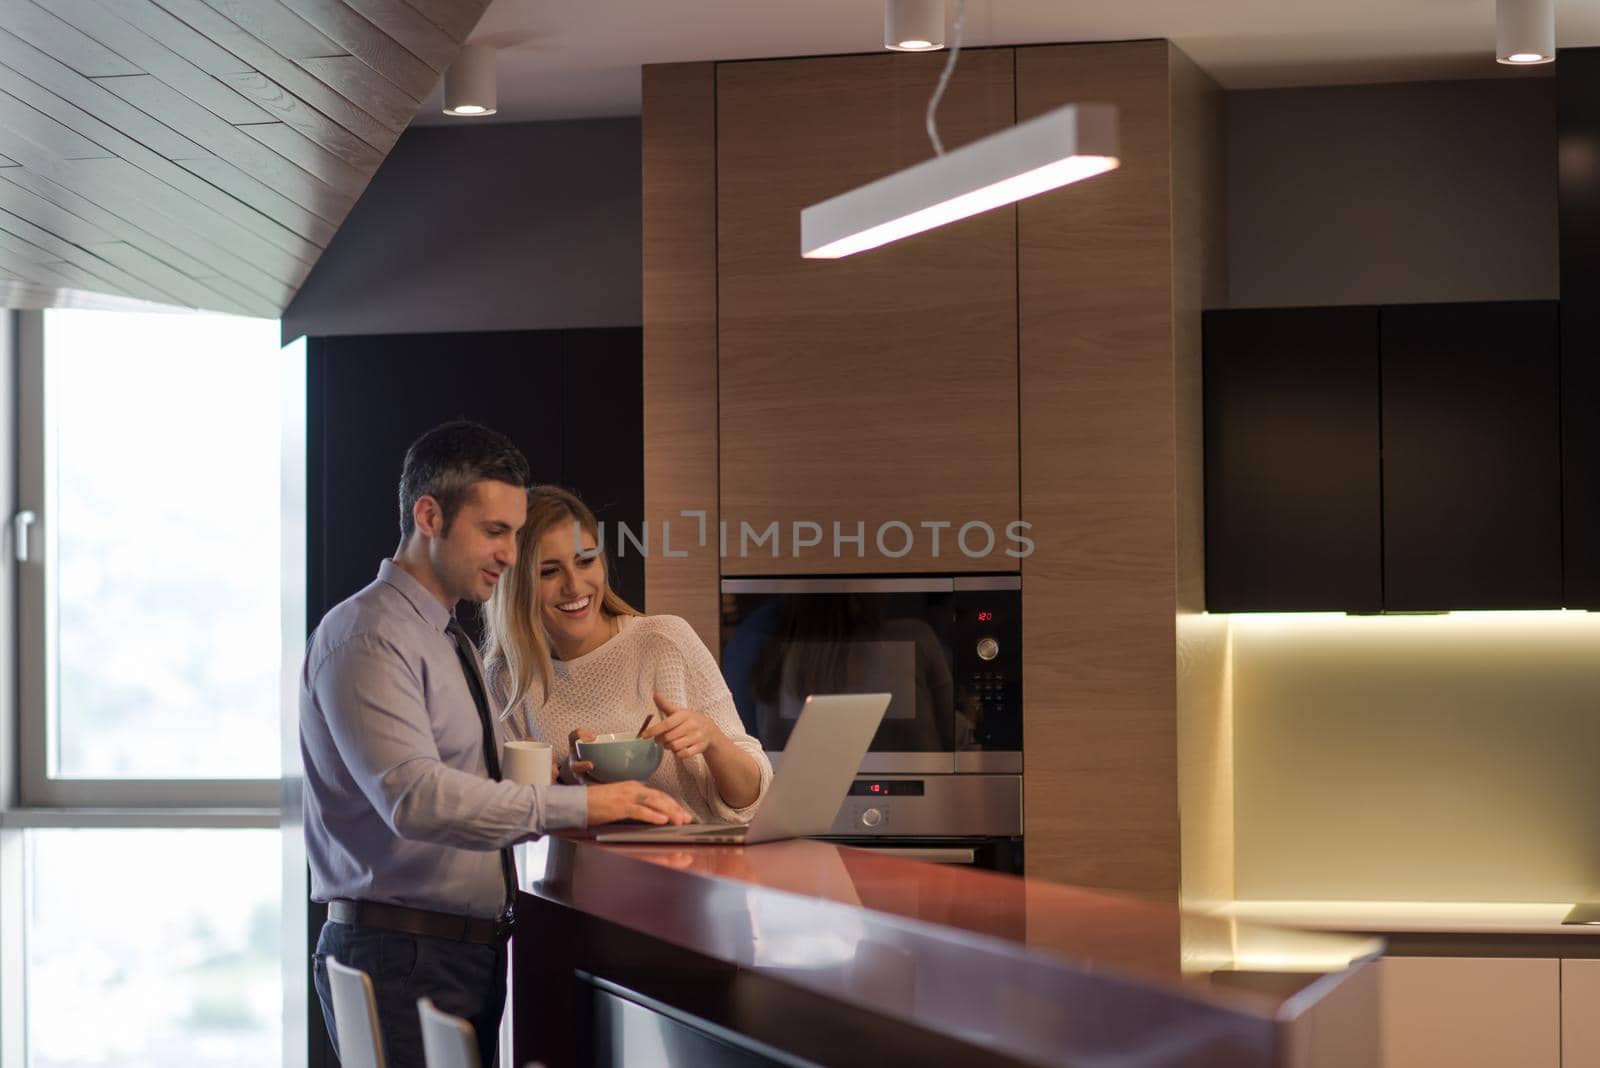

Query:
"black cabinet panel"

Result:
[[1380, 302, 1561, 610], [561, 327, 645, 610], [308, 331, 566, 631], [1558, 48, 1600, 606], [307, 328, 646, 633], [1203, 306, 1383, 612]]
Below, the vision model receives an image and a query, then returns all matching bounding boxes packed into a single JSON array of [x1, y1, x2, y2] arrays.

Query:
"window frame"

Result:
[[14, 308, 287, 808]]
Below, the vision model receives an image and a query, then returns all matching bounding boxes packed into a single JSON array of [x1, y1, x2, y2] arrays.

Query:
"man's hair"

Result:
[[397, 420, 530, 541]]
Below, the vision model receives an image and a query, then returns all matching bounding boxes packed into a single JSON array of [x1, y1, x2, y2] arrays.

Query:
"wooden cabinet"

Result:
[[1202, 306, 1381, 612], [714, 50, 1019, 574], [1382, 957, 1559, 1068], [1202, 301, 1561, 611], [1381, 302, 1560, 610]]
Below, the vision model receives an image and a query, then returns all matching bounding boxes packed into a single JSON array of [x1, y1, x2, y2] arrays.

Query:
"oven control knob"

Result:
[[861, 807, 883, 828], [976, 637, 999, 661]]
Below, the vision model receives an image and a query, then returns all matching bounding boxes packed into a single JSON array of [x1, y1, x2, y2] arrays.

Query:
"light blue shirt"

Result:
[[300, 559, 587, 918]]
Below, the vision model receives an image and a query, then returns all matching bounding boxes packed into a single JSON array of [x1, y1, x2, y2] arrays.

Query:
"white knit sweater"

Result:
[[512, 614, 773, 823]]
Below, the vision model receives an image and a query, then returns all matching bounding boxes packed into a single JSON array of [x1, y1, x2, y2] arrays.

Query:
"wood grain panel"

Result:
[[194, 0, 342, 61], [1018, 40, 1182, 898], [642, 62, 720, 650], [0, 29, 206, 160], [0, 0, 487, 313], [340, 0, 457, 73], [0, 167, 288, 289], [0, 191, 113, 248], [278, 0, 435, 95], [0, 0, 139, 78], [95, 75, 360, 210], [0, 87, 114, 160], [114, 0, 252, 76], [87, 239, 267, 315], [62, 157, 319, 271], [218, 71, 385, 169], [153, 0, 399, 148], [396, 0, 480, 41], [45, 0, 274, 124], [1169, 46, 1231, 909], [298, 55, 417, 130], [717, 49, 1019, 575]]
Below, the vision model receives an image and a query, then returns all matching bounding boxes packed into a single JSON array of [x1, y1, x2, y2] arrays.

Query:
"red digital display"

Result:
[[870, 783, 882, 793], [977, 611, 994, 622]]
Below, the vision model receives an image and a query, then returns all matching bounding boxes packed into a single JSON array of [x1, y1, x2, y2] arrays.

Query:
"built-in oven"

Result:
[[719, 576, 1023, 872]]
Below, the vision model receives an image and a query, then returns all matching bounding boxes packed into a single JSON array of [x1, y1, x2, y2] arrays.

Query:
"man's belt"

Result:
[[327, 898, 513, 945]]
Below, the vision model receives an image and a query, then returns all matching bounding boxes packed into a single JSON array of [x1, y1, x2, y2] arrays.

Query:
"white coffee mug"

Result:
[[502, 740, 554, 787]]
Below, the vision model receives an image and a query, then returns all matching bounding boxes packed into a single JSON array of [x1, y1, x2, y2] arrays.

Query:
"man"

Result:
[[300, 420, 690, 1068]]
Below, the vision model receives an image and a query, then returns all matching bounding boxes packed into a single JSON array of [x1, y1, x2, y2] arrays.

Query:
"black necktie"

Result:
[[447, 619, 518, 920]]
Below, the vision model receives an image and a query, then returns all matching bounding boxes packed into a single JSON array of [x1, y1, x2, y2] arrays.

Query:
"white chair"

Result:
[[326, 956, 387, 1068], [417, 997, 480, 1068]]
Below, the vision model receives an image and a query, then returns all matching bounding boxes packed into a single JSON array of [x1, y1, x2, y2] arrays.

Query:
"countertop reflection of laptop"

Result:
[[596, 692, 891, 845]]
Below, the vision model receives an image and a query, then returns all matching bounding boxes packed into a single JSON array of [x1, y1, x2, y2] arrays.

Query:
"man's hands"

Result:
[[584, 781, 693, 827], [640, 693, 725, 760]]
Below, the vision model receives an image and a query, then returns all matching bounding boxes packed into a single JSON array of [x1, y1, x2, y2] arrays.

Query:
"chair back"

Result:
[[417, 997, 481, 1068], [326, 956, 386, 1068]]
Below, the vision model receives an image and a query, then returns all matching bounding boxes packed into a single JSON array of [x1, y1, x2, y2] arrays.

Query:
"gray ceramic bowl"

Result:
[[573, 733, 663, 784]]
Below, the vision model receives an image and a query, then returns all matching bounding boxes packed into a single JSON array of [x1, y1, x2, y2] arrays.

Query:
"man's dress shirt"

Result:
[[300, 559, 586, 919]]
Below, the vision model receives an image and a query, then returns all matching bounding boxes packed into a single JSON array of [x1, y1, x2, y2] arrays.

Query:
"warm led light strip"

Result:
[[801, 103, 1119, 259]]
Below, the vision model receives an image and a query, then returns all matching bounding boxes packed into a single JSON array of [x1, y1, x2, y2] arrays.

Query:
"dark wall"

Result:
[[306, 328, 646, 628], [282, 119, 642, 342], [1227, 78, 1558, 307]]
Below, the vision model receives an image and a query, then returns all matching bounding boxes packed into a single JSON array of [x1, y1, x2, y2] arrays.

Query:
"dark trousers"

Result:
[[313, 919, 506, 1068]]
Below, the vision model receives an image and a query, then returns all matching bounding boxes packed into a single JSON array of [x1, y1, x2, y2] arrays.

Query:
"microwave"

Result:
[[718, 576, 1022, 774]]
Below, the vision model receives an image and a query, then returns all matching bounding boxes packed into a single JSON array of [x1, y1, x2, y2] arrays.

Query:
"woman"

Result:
[[483, 486, 771, 822]]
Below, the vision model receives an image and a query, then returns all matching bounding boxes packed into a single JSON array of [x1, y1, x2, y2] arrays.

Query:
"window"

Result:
[[21, 829, 282, 1068], [17, 309, 303, 806], [3, 308, 305, 1068]]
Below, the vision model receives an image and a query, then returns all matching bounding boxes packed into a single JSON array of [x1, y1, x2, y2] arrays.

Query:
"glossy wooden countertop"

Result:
[[519, 837, 1381, 1066]]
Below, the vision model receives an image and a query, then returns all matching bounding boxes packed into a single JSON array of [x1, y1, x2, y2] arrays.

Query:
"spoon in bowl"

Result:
[[635, 714, 654, 739]]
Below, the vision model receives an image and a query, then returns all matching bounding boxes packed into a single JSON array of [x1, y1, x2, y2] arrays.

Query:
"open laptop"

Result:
[[595, 692, 891, 845]]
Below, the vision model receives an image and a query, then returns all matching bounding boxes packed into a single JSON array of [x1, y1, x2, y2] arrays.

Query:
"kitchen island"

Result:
[[511, 837, 1381, 1067]]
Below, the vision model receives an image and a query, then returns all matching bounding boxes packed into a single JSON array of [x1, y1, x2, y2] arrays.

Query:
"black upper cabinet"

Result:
[[1380, 302, 1561, 610], [1204, 301, 1562, 612], [1204, 306, 1383, 612], [1559, 49, 1600, 607]]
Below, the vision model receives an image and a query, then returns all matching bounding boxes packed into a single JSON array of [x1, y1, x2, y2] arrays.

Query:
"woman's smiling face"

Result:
[[535, 517, 609, 659]]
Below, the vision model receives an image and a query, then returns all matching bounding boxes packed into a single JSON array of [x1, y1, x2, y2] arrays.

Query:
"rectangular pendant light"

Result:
[[801, 102, 1120, 259]]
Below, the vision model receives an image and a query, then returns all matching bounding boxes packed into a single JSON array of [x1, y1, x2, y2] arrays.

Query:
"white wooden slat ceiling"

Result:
[[0, 0, 491, 317]]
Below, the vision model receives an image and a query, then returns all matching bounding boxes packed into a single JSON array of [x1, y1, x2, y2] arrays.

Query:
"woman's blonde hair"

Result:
[[482, 485, 640, 716]]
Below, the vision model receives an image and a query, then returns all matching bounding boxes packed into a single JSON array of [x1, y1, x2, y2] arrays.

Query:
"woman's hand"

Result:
[[561, 727, 598, 783], [642, 693, 726, 760]]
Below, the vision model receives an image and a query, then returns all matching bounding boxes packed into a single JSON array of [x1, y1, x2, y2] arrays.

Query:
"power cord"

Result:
[[924, 0, 967, 156]]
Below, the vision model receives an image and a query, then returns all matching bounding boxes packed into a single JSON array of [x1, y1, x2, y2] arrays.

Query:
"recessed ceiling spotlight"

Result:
[[1496, 0, 1555, 65], [885, 0, 944, 52], [443, 43, 497, 116]]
